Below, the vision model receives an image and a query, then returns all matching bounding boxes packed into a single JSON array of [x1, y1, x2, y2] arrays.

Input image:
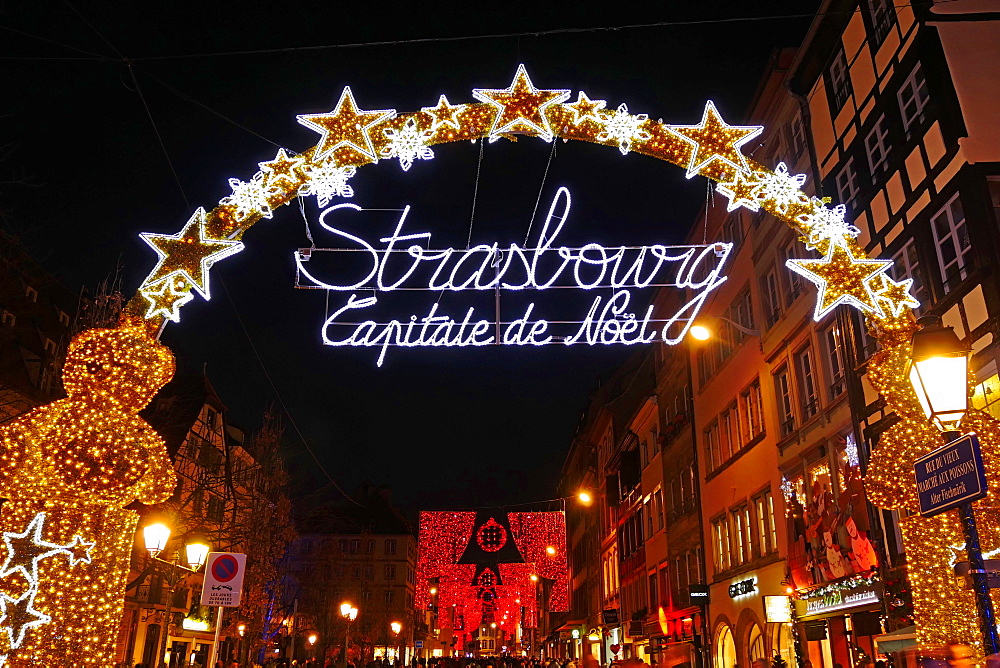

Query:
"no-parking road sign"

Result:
[[200, 552, 247, 607]]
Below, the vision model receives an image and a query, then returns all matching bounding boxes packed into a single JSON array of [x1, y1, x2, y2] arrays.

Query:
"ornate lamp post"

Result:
[[906, 314, 999, 655], [341, 602, 358, 666], [141, 521, 210, 668], [391, 621, 402, 663]]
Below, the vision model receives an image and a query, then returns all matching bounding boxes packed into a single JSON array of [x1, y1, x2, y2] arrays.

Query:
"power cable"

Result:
[[217, 275, 362, 506], [524, 140, 557, 246], [0, 24, 108, 59], [127, 64, 190, 210]]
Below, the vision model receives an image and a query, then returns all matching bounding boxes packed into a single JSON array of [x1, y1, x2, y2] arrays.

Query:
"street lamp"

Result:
[[341, 602, 358, 666], [576, 491, 593, 506], [688, 316, 759, 342], [906, 314, 999, 656], [907, 315, 971, 434], [140, 520, 211, 668], [391, 621, 402, 662]]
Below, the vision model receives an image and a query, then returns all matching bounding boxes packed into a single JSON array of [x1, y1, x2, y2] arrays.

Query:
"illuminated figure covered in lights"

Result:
[[0, 323, 177, 666], [864, 340, 1000, 652]]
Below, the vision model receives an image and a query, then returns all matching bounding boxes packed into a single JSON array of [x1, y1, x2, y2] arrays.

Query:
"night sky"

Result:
[[1, 2, 819, 511]]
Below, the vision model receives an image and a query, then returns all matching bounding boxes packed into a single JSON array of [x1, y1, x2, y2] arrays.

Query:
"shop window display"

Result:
[[784, 434, 879, 588]]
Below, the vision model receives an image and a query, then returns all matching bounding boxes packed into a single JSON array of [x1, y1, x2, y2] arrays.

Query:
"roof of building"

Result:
[[293, 482, 413, 536]]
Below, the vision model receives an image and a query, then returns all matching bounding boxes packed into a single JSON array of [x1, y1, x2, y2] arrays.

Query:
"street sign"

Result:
[[200, 552, 247, 607], [414, 641, 423, 648], [602, 609, 620, 625], [914, 433, 987, 517]]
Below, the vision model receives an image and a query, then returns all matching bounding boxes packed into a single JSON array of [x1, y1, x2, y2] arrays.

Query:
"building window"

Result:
[[731, 288, 756, 337], [655, 488, 664, 530], [732, 505, 751, 566], [723, 215, 743, 248], [740, 379, 764, 440], [58, 310, 70, 327], [836, 157, 860, 205], [867, 0, 896, 46], [712, 517, 731, 574], [366, 540, 375, 554], [705, 421, 720, 472], [649, 573, 658, 610], [898, 62, 930, 134], [774, 366, 795, 437], [754, 490, 777, 557], [720, 409, 734, 462], [827, 49, 853, 113], [207, 495, 224, 523], [865, 116, 891, 178], [384, 590, 394, 605], [890, 239, 927, 311], [781, 241, 805, 306], [796, 347, 819, 420], [788, 114, 807, 159], [1, 310, 15, 328], [760, 269, 782, 328], [824, 325, 848, 399], [931, 193, 973, 292], [350, 539, 361, 554], [385, 565, 396, 580], [385, 539, 397, 555]]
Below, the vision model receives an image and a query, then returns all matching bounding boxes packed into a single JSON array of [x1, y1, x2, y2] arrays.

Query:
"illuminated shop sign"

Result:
[[802, 583, 880, 616], [763, 595, 792, 623], [728, 578, 757, 599]]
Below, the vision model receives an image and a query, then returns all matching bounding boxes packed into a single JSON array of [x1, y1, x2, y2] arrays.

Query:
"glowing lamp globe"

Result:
[[689, 324, 711, 341], [340, 602, 353, 617], [391, 621, 402, 635], [907, 315, 971, 433], [185, 538, 210, 571], [577, 491, 593, 505], [308, 634, 317, 645], [143, 522, 171, 556]]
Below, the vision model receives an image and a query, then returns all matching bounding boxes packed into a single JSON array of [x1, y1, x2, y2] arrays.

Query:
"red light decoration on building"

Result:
[[416, 510, 568, 647]]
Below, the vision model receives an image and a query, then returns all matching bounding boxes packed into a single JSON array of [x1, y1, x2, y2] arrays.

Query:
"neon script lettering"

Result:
[[295, 187, 732, 366]]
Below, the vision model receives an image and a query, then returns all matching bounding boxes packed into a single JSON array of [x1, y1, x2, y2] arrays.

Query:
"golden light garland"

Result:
[[0, 324, 176, 665]]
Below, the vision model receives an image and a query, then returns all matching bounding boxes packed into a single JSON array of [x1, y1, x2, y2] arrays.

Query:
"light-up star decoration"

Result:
[[472, 64, 570, 143], [715, 170, 764, 212], [297, 87, 395, 162], [139, 275, 194, 324], [421, 95, 466, 133], [0, 513, 95, 651], [871, 273, 921, 317], [667, 100, 762, 178], [785, 239, 894, 320], [139, 207, 244, 301], [564, 91, 606, 126], [259, 148, 306, 192]]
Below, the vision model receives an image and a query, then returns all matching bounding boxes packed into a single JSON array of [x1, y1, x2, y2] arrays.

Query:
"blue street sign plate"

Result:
[[914, 433, 988, 517], [415, 641, 423, 648]]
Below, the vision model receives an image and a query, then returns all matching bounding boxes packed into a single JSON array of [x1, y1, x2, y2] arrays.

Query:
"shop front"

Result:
[[654, 603, 705, 668], [794, 575, 883, 668], [708, 560, 794, 668]]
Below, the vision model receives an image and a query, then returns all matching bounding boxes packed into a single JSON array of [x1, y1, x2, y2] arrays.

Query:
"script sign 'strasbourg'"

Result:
[[914, 433, 988, 517], [296, 187, 733, 365]]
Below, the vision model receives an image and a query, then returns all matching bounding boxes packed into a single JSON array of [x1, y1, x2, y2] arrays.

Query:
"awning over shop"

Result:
[[553, 620, 586, 634], [873, 626, 917, 654]]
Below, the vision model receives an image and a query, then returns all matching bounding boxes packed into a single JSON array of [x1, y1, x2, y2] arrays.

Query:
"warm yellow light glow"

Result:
[[185, 540, 210, 571], [308, 634, 318, 645], [182, 617, 211, 632], [577, 491, 593, 505], [143, 522, 171, 556], [238, 624, 246, 636], [490, 622, 497, 629], [909, 356, 969, 431], [530, 574, 538, 582], [340, 602, 353, 617], [429, 587, 437, 595], [587, 630, 601, 642], [689, 324, 711, 341], [391, 622, 402, 635], [545, 545, 556, 556]]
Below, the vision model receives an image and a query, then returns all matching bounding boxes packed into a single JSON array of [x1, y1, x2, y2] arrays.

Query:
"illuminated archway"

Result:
[[0, 63, 991, 666], [714, 623, 736, 668]]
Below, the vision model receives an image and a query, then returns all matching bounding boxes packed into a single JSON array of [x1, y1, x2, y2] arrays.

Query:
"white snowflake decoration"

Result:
[[595, 103, 652, 155], [797, 199, 861, 249], [756, 162, 808, 215], [381, 118, 435, 171], [299, 161, 357, 208], [221, 172, 272, 222]]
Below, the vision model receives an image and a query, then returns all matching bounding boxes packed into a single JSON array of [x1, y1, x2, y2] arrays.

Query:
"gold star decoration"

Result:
[[666, 100, 762, 178], [472, 64, 570, 142], [139, 207, 244, 300], [297, 87, 395, 162], [715, 169, 765, 212], [0, 513, 65, 583], [564, 91, 606, 126], [421, 95, 467, 133], [785, 239, 893, 321], [140, 275, 194, 323], [871, 274, 921, 317], [258, 148, 306, 191], [1, 590, 51, 650]]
